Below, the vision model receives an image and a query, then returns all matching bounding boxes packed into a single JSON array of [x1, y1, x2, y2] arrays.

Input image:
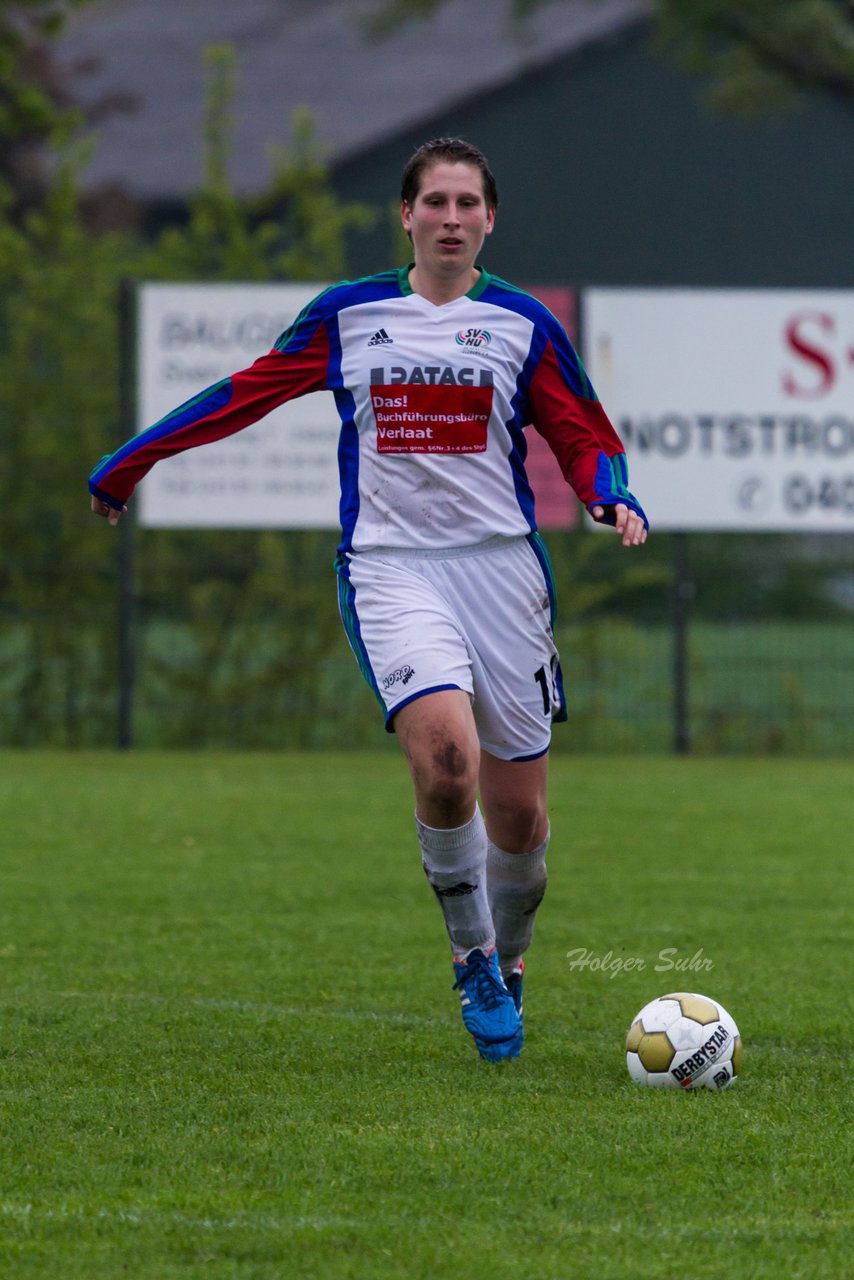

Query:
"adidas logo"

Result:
[[367, 328, 393, 347], [432, 881, 477, 899]]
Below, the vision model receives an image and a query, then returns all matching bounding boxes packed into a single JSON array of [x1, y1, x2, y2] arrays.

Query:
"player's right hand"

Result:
[[90, 495, 126, 525], [591, 502, 647, 547]]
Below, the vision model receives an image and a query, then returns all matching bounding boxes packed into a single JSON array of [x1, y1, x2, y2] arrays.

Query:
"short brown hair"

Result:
[[400, 137, 499, 212]]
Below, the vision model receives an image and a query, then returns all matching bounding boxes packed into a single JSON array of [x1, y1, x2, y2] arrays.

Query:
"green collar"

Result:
[[398, 264, 491, 301]]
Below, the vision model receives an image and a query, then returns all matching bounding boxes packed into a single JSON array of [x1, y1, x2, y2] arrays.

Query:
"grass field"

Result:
[[0, 752, 850, 1278]]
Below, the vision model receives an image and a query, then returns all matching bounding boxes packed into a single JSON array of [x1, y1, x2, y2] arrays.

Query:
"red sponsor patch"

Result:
[[372, 384, 493, 454]]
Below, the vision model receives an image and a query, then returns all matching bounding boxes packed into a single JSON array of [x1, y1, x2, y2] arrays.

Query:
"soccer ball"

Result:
[[625, 992, 742, 1090]]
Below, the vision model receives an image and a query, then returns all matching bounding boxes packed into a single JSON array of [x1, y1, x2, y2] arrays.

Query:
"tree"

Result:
[[129, 44, 380, 750], [363, 0, 854, 113], [0, 155, 138, 744], [654, 0, 854, 114], [0, 35, 380, 747], [149, 45, 375, 283], [0, 0, 96, 214]]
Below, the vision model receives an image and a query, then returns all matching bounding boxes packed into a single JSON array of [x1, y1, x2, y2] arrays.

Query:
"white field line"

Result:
[[4, 1199, 845, 1243], [54, 988, 442, 1026], [0, 1200, 358, 1232]]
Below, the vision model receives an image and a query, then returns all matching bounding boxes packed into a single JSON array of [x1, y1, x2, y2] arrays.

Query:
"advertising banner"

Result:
[[584, 289, 854, 531], [137, 283, 340, 528]]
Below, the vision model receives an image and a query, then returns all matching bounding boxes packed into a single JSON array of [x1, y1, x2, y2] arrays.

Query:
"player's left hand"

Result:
[[591, 503, 647, 547], [90, 494, 127, 526]]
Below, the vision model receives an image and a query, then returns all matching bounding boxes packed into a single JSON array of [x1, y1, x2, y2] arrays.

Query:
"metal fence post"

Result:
[[672, 532, 692, 754], [117, 278, 136, 750]]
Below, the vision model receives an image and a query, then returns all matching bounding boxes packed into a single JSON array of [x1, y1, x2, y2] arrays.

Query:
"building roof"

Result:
[[58, 0, 649, 199]]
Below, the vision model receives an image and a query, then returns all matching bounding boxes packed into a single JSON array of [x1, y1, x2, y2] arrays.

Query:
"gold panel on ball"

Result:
[[638, 1031, 675, 1072], [626, 1020, 644, 1052], [663, 993, 720, 1025]]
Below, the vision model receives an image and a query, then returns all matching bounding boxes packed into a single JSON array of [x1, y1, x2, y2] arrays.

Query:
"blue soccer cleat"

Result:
[[503, 959, 524, 1022], [452, 947, 522, 1061]]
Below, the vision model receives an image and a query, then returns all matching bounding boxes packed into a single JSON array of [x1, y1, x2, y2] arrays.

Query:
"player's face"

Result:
[[401, 161, 495, 283]]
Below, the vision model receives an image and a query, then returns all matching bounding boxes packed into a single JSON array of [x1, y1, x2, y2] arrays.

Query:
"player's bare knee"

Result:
[[489, 797, 548, 852], [430, 759, 476, 810], [431, 736, 469, 782], [419, 736, 477, 816]]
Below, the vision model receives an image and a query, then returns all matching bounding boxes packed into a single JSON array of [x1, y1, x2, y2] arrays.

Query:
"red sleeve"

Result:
[[89, 323, 331, 507], [526, 338, 647, 526]]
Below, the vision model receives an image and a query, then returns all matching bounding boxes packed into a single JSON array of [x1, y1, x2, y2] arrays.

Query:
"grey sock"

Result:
[[417, 807, 494, 958], [487, 828, 549, 973]]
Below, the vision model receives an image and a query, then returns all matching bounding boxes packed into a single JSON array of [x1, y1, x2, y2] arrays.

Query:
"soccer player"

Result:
[[89, 137, 648, 1062]]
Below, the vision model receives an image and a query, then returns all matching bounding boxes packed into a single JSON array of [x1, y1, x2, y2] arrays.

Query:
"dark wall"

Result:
[[332, 25, 854, 289]]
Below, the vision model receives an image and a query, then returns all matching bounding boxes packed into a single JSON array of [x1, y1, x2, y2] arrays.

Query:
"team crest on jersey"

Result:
[[455, 327, 492, 349]]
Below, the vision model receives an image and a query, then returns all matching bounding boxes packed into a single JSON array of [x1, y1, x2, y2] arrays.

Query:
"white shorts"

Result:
[[336, 533, 566, 761]]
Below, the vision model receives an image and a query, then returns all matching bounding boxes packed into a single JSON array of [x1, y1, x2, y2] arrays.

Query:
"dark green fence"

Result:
[[3, 529, 852, 755]]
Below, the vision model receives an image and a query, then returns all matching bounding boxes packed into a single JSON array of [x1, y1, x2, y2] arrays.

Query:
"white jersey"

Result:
[[89, 266, 646, 551]]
